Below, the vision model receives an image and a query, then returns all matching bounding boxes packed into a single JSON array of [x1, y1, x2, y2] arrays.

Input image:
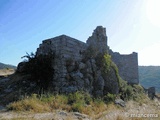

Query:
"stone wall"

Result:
[[109, 50, 139, 84], [36, 35, 88, 92], [36, 35, 87, 61], [87, 26, 108, 54], [36, 26, 139, 91]]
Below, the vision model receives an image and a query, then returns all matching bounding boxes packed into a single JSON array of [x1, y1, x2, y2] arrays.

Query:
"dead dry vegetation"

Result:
[[0, 97, 160, 120], [0, 72, 160, 120], [0, 68, 15, 76], [0, 91, 158, 120]]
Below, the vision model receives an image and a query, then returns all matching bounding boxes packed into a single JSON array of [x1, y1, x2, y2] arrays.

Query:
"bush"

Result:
[[7, 92, 108, 115], [68, 91, 85, 105], [103, 54, 112, 73], [20, 52, 55, 93], [7, 95, 50, 112], [95, 53, 111, 73], [104, 93, 116, 103]]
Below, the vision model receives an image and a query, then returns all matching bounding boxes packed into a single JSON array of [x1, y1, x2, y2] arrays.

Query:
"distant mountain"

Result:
[[139, 66, 160, 93], [0, 62, 16, 69]]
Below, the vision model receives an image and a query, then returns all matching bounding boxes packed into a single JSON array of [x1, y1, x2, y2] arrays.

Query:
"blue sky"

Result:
[[0, 0, 160, 66]]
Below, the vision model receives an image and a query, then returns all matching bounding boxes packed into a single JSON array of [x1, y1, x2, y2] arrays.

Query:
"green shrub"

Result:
[[103, 54, 112, 73], [95, 53, 112, 74], [104, 93, 116, 103], [7, 95, 50, 112], [68, 91, 85, 104], [72, 101, 84, 112], [40, 94, 55, 103]]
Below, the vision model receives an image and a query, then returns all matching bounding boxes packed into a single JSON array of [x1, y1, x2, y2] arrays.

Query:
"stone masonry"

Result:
[[109, 50, 139, 84], [35, 26, 139, 95]]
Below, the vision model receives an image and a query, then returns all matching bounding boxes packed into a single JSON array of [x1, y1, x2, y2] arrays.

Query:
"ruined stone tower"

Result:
[[87, 26, 108, 54]]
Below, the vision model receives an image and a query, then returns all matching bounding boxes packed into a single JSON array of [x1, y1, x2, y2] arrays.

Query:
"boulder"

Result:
[[78, 62, 85, 70], [148, 87, 155, 99], [115, 99, 126, 107], [61, 86, 78, 93]]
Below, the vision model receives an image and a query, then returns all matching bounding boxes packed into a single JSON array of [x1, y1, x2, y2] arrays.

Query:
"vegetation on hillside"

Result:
[[7, 92, 109, 115], [2, 51, 155, 120], [6, 52, 148, 116], [139, 66, 160, 93], [7, 90, 149, 116]]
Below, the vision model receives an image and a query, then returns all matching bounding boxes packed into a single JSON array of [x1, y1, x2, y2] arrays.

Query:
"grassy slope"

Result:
[[139, 66, 160, 93]]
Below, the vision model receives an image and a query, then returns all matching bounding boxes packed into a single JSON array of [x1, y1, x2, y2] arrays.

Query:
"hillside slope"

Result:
[[0, 62, 16, 69], [139, 66, 160, 93]]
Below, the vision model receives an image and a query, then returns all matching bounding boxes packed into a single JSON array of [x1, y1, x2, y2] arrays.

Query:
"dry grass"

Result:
[[6, 91, 160, 120], [98, 98, 160, 120], [4, 97, 160, 120], [0, 68, 15, 76], [7, 92, 118, 117], [7, 97, 50, 112]]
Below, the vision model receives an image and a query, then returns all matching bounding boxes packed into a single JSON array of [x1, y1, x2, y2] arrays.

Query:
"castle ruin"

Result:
[[36, 26, 139, 95]]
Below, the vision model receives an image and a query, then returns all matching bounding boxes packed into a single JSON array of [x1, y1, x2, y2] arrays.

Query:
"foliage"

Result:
[[95, 53, 120, 80], [119, 77, 146, 101], [20, 52, 55, 92], [96, 53, 121, 94], [7, 91, 108, 115], [104, 93, 116, 103], [103, 54, 112, 73], [67, 91, 92, 112], [139, 66, 160, 93], [7, 95, 50, 112]]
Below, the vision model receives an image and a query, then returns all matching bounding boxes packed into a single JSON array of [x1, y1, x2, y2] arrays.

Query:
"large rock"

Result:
[[148, 87, 155, 99], [115, 99, 126, 107], [78, 62, 86, 70], [103, 67, 119, 95]]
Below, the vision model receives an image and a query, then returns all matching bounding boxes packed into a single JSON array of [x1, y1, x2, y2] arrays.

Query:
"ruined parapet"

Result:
[[109, 50, 139, 84], [87, 26, 108, 54]]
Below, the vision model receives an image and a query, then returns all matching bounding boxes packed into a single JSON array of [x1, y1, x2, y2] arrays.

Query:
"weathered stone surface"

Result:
[[109, 50, 139, 84], [33, 26, 139, 96], [73, 112, 90, 120], [115, 99, 126, 107], [78, 62, 85, 70], [87, 26, 108, 54], [61, 86, 78, 93], [103, 67, 119, 95], [148, 87, 155, 99], [70, 71, 83, 79]]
